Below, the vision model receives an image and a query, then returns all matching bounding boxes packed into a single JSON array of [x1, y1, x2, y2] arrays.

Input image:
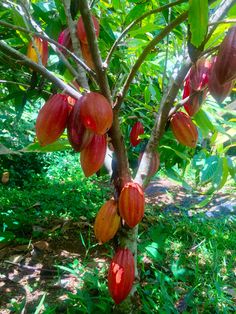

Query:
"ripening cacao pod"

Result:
[[94, 200, 120, 244], [208, 57, 234, 103], [80, 133, 106, 177], [77, 15, 100, 44], [58, 28, 72, 52], [108, 248, 135, 304], [119, 182, 145, 228], [184, 89, 207, 116], [27, 36, 48, 66], [138, 151, 160, 178], [1, 171, 9, 184], [214, 26, 236, 85], [80, 92, 113, 135], [189, 58, 211, 91], [81, 42, 95, 70], [130, 121, 144, 147], [170, 112, 198, 148], [67, 100, 94, 152], [36, 94, 70, 146]]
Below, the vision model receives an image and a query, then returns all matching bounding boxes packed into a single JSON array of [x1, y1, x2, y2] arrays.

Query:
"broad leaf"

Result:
[[189, 0, 208, 47]]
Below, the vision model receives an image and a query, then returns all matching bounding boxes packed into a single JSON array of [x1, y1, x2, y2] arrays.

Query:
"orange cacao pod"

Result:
[[170, 112, 198, 148], [80, 92, 113, 135], [138, 151, 160, 178], [77, 15, 100, 44], [80, 133, 106, 177], [130, 121, 144, 147], [214, 26, 236, 84], [67, 100, 94, 152], [81, 42, 95, 70], [36, 94, 70, 146], [108, 248, 135, 304], [94, 200, 120, 244], [118, 182, 145, 228], [27, 36, 48, 66]]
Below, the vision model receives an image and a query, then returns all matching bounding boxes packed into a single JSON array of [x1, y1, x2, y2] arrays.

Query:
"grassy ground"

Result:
[[0, 152, 235, 313]]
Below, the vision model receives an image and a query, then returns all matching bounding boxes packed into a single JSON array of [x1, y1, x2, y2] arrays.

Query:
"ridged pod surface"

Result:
[[94, 200, 120, 244], [58, 28, 72, 52], [130, 121, 144, 147], [81, 42, 95, 70], [170, 112, 198, 148], [27, 36, 48, 66], [118, 182, 145, 228], [80, 92, 113, 135], [208, 59, 234, 103], [77, 15, 100, 44], [36, 94, 70, 146], [67, 100, 94, 152], [108, 248, 135, 304], [138, 151, 160, 178], [189, 58, 211, 91], [80, 134, 106, 177], [214, 26, 236, 84]]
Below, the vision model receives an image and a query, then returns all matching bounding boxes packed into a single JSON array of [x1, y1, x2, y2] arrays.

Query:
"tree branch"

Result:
[[0, 40, 82, 100], [105, 0, 187, 65], [62, 0, 90, 89], [115, 11, 188, 109]]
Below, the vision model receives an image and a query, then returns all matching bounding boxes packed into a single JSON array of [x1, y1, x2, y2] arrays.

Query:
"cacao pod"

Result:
[[1, 171, 9, 184], [189, 58, 211, 91], [208, 59, 234, 103], [94, 200, 120, 244], [138, 151, 160, 178], [36, 94, 70, 146], [77, 15, 100, 44], [80, 92, 113, 135], [118, 182, 145, 228], [108, 248, 135, 304], [214, 26, 236, 84], [170, 112, 198, 148], [27, 36, 48, 66], [81, 42, 95, 70], [58, 28, 72, 52], [184, 89, 207, 116], [80, 133, 106, 177], [67, 100, 94, 152], [130, 121, 144, 147]]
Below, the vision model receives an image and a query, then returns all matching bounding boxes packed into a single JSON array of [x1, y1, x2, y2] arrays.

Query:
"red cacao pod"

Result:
[[118, 182, 145, 228], [81, 42, 95, 70], [77, 15, 100, 44], [80, 133, 106, 177], [27, 36, 48, 66], [208, 59, 234, 103], [184, 89, 207, 116], [214, 26, 236, 84], [108, 248, 135, 304], [58, 28, 72, 52], [67, 100, 94, 152], [138, 151, 160, 178], [170, 112, 198, 148], [189, 58, 211, 91], [36, 94, 70, 146], [94, 200, 120, 244], [80, 92, 113, 135], [130, 121, 144, 147]]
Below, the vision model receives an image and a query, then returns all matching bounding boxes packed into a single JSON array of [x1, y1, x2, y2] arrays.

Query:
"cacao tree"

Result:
[[0, 0, 236, 311]]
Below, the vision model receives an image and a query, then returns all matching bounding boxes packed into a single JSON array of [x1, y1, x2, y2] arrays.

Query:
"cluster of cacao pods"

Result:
[[58, 15, 100, 69], [36, 91, 113, 177], [93, 181, 144, 303]]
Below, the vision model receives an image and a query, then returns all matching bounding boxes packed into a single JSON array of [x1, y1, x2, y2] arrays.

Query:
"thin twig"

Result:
[[105, 0, 187, 65]]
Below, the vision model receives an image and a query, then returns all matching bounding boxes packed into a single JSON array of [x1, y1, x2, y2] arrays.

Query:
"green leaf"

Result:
[[194, 109, 215, 137], [21, 139, 72, 153], [200, 155, 219, 184], [189, 0, 208, 47]]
